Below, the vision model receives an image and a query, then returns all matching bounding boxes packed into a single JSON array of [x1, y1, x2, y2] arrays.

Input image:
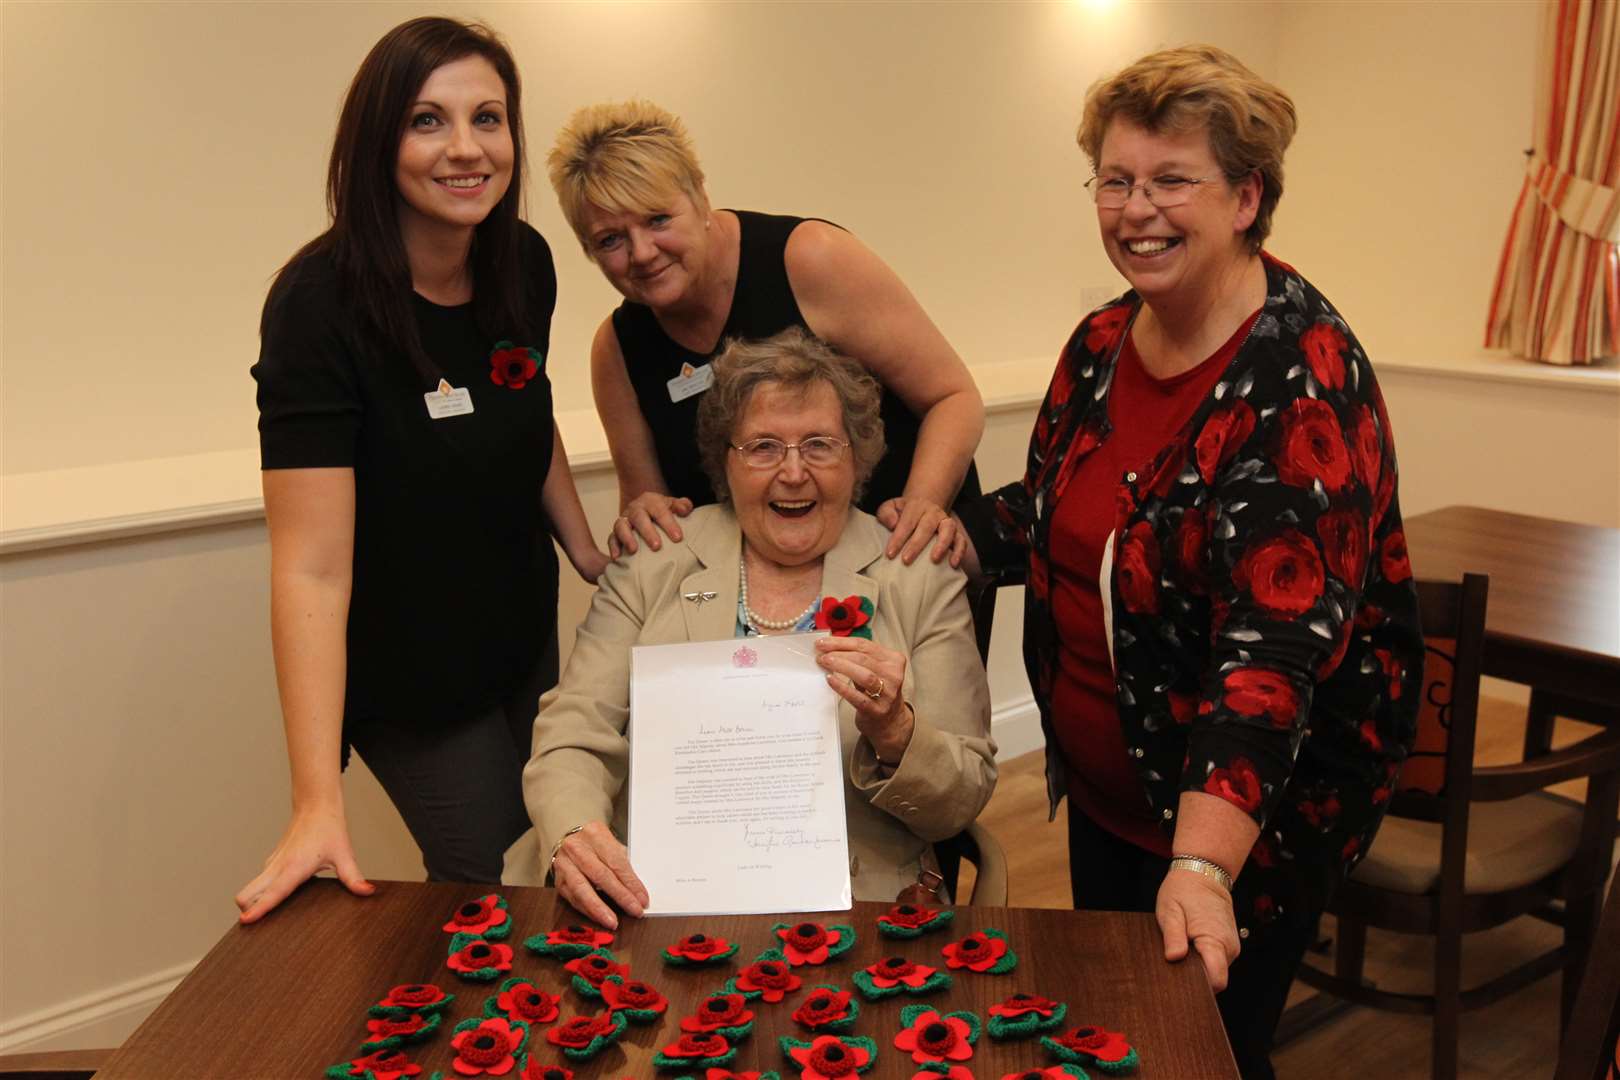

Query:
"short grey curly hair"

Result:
[[695, 328, 885, 504]]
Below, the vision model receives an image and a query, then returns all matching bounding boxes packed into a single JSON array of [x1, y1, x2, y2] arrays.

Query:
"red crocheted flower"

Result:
[[443, 894, 509, 936], [792, 988, 855, 1029], [449, 941, 514, 976], [334, 1050, 422, 1080], [787, 1035, 871, 1080], [734, 959, 801, 1002], [661, 1033, 731, 1060], [543, 924, 614, 949], [865, 956, 935, 988], [942, 932, 1007, 972], [699, 1072, 768, 1080], [563, 952, 629, 987], [601, 977, 667, 1015], [449, 1016, 524, 1076], [879, 904, 940, 930], [519, 1062, 572, 1080], [1051, 1025, 1134, 1064], [815, 596, 871, 637], [375, 984, 452, 1012], [497, 981, 560, 1024], [894, 1009, 974, 1063], [682, 993, 755, 1032], [776, 921, 842, 965], [667, 932, 733, 962], [489, 344, 540, 390], [366, 1014, 430, 1040], [998, 1068, 1074, 1080], [546, 1014, 618, 1050], [989, 992, 1059, 1018]]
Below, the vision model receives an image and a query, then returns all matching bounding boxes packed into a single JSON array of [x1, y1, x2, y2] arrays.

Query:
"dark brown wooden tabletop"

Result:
[[1404, 505, 1620, 704], [97, 879, 1238, 1079]]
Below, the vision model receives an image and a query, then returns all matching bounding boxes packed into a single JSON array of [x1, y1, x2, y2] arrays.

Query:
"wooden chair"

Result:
[[0, 1048, 113, 1079], [1292, 573, 1620, 1080], [1556, 866, 1620, 1080]]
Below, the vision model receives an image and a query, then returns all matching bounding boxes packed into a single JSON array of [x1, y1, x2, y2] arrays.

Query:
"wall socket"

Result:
[[1080, 284, 1117, 312]]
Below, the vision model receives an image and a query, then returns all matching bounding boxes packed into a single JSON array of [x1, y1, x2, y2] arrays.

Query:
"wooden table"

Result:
[[1404, 505, 1620, 705], [97, 880, 1238, 1078]]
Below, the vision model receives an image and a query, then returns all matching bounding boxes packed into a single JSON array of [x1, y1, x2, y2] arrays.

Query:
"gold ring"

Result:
[[864, 677, 885, 701]]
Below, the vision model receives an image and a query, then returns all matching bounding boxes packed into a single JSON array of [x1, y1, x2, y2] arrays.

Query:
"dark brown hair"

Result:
[[263, 17, 530, 379]]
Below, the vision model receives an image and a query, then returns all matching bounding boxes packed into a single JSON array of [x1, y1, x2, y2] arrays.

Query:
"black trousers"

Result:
[[350, 635, 559, 884], [1066, 801, 1317, 1080]]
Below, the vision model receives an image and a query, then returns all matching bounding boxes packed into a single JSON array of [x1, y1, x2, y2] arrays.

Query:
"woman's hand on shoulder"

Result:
[[877, 496, 967, 568], [234, 806, 373, 923], [610, 492, 694, 558], [550, 821, 649, 930]]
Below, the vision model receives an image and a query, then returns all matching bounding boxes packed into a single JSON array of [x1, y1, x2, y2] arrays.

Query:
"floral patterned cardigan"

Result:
[[957, 254, 1424, 935]]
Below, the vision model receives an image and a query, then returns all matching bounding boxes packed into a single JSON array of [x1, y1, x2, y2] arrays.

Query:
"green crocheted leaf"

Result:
[[652, 1045, 739, 1070], [825, 925, 857, 957], [987, 1001, 1068, 1039]]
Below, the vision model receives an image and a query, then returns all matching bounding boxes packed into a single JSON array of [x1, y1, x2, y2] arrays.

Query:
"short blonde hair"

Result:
[[1077, 45, 1297, 252], [696, 328, 885, 505], [547, 99, 706, 250]]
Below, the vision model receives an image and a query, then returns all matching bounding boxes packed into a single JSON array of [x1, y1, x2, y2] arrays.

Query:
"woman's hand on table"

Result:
[[877, 496, 967, 568], [815, 636, 914, 764], [551, 821, 649, 930], [234, 806, 373, 923], [1156, 866, 1241, 991], [609, 492, 694, 558]]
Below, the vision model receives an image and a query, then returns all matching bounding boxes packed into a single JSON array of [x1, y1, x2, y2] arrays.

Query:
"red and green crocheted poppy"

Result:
[[543, 1011, 627, 1062], [324, 1049, 424, 1080], [994, 1067, 1090, 1080], [680, 993, 756, 1040], [851, 956, 952, 1000], [771, 921, 856, 966], [654, 1032, 739, 1072], [517, 1059, 573, 1080], [791, 986, 859, 1033], [728, 952, 802, 1003], [361, 1010, 442, 1052], [443, 894, 511, 940], [877, 903, 954, 939], [815, 596, 873, 639], [664, 932, 741, 966], [370, 983, 455, 1018], [488, 978, 561, 1025], [893, 1005, 979, 1065], [941, 929, 1018, 974], [986, 990, 1068, 1039], [449, 1015, 529, 1077], [489, 341, 543, 390], [671, 1071, 781, 1080], [448, 937, 515, 982], [562, 948, 629, 999], [599, 975, 667, 1022], [913, 1067, 976, 1080], [523, 923, 615, 960], [780, 1034, 878, 1080], [1040, 1025, 1140, 1074]]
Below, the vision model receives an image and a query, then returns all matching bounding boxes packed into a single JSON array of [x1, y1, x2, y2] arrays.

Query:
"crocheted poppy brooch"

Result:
[[361, 1010, 443, 1053], [371, 983, 456, 1018], [562, 948, 630, 999], [815, 596, 873, 639], [450, 1015, 529, 1076], [654, 1032, 740, 1071], [893, 1005, 980, 1066], [448, 936, 515, 982], [524, 924, 615, 960], [772, 921, 856, 966], [444, 894, 512, 940], [995, 1067, 1091, 1079], [670, 1071, 781, 1080], [986, 992, 1068, 1039], [941, 930, 1018, 974], [851, 955, 952, 999], [487, 978, 561, 1025], [791, 986, 859, 1033], [663, 932, 740, 966], [780, 1034, 878, 1079], [1040, 1025, 1140, 1073], [324, 1049, 425, 1080], [600, 975, 668, 1022], [912, 1067, 974, 1080], [516, 1061, 574, 1080], [877, 903, 954, 938], [489, 341, 544, 391], [725, 951, 803, 1003], [543, 1011, 628, 1062], [680, 993, 757, 1040]]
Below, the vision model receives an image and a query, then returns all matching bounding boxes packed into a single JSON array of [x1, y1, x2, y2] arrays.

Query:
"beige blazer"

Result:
[[511, 504, 996, 902]]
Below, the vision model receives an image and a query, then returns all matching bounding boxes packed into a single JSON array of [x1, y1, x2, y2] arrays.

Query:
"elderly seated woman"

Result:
[[508, 328, 996, 924]]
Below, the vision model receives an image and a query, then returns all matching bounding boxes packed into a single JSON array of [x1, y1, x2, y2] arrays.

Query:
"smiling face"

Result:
[[394, 55, 513, 240], [727, 380, 855, 568], [1095, 119, 1259, 309], [578, 188, 711, 311]]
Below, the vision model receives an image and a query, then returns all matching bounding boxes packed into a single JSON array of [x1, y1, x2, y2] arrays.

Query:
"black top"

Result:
[[252, 223, 560, 728], [612, 209, 979, 512]]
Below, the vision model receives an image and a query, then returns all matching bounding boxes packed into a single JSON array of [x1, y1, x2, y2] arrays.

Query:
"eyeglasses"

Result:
[[1086, 174, 1217, 209], [729, 436, 850, 469]]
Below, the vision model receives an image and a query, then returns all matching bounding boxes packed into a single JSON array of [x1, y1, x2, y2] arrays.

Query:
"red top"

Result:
[[1048, 309, 1260, 855]]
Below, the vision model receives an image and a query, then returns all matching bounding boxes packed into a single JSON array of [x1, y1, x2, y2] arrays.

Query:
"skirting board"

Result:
[[991, 694, 1043, 760]]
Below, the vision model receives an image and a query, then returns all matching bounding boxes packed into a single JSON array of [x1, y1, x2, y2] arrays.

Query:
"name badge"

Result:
[[424, 378, 474, 420], [666, 362, 714, 403]]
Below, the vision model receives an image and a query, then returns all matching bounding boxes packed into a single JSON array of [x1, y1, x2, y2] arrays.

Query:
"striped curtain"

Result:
[[1485, 0, 1620, 365]]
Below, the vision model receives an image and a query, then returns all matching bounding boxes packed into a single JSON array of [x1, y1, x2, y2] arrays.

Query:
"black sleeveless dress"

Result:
[[612, 209, 979, 513]]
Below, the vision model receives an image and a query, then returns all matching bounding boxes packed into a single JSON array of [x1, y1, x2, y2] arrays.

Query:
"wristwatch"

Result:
[[1169, 854, 1234, 892]]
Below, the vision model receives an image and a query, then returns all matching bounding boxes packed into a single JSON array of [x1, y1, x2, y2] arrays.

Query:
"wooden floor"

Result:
[[958, 695, 1612, 1080]]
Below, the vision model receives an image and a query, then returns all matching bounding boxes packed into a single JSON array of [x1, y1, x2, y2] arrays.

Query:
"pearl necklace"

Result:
[[738, 557, 818, 631]]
